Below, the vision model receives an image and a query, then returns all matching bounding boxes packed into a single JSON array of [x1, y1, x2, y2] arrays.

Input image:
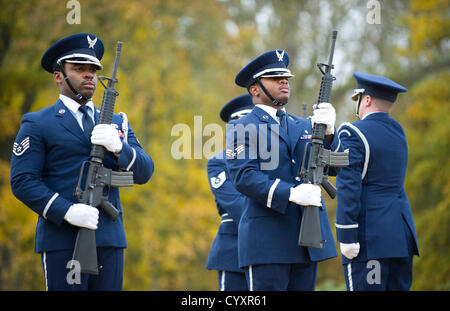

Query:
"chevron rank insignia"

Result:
[[226, 144, 245, 159], [226, 148, 236, 159], [13, 137, 30, 156], [236, 144, 244, 154]]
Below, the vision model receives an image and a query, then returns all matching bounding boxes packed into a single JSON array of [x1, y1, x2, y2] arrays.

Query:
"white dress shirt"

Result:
[[59, 94, 95, 130], [255, 104, 287, 124]]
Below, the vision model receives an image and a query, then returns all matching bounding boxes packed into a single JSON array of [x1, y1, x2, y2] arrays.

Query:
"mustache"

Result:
[[81, 80, 95, 86]]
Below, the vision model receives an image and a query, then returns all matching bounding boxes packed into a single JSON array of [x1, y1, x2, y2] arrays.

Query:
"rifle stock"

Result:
[[72, 228, 98, 275]]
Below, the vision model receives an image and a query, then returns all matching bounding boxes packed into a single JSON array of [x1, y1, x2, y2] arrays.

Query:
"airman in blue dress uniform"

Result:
[[225, 50, 340, 290], [336, 72, 419, 291], [10, 33, 154, 290], [206, 94, 253, 291]]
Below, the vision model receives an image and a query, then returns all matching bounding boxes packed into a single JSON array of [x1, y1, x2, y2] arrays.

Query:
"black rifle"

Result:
[[297, 31, 349, 248], [72, 41, 134, 274]]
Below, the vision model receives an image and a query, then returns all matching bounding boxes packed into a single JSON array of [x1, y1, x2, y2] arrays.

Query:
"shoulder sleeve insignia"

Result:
[[210, 171, 226, 189]]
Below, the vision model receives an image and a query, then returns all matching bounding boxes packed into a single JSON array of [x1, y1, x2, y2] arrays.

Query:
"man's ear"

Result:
[[249, 84, 259, 97], [53, 70, 63, 84], [364, 95, 373, 107]]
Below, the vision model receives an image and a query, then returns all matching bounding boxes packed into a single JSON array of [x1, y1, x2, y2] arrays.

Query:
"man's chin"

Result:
[[277, 95, 289, 104], [79, 90, 95, 99]]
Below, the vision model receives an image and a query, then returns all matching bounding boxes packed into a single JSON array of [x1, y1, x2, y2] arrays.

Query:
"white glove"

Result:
[[311, 102, 336, 135], [340, 242, 360, 259], [289, 183, 322, 207], [64, 203, 99, 230], [91, 124, 123, 153]]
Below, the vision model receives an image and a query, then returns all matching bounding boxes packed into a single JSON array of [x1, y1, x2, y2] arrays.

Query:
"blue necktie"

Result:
[[276, 109, 288, 133], [78, 105, 94, 139]]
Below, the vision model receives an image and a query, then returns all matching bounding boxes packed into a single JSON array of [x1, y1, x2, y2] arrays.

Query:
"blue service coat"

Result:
[[206, 151, 246, 272], [335, 112, 419, 264], [225, 106, 339, 268], [10, 99, 154, 253]]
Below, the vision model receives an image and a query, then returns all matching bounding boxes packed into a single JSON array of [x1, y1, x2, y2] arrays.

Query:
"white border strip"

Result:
[[220, 271, 226, 291], [347, 263, 353, 291], [335, 223, 359, 229], [126, 147, 137, 171], [43, 193, 59, 219], [266, 178, 280, 208], [43, 252, 48, 291], [248, 265, 253, 291], [221, 213, 233, 223], [334, 129, 351, 152]]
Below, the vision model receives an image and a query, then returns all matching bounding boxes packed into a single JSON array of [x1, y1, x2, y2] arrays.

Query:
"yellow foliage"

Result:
[[402, 72, 450, 290], [403, 0, 450, 58], [0, 160, 44, 290]]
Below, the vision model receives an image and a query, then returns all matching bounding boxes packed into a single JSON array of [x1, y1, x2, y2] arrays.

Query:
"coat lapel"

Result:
[[252, 106, 290, 147], [54, 99, 91, 146]]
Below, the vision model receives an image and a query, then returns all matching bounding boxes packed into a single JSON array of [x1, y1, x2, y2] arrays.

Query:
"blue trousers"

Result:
[[217, 270, 248, 291], [344, 256, 413, 291], [244, 263, 317, 291], [41, 247, 124, 291]]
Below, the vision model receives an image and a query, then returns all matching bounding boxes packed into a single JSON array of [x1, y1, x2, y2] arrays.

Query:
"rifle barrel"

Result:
[[110, 41, 122, 82], [327, 31, 338, 69]]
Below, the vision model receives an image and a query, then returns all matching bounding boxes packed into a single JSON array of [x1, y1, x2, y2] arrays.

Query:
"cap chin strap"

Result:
[[255, 78, 287, 106], [353, 88, 365, 119], [356, 93, 367, 119], [56, 61, 91, 102]]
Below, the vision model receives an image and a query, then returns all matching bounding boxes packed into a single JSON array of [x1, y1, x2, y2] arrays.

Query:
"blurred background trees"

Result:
[[0, 0, 448, 290]]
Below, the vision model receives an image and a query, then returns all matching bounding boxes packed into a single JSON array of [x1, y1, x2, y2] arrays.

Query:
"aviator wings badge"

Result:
[[275, 50, 285, 62], [87, 35, 97, 49]]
